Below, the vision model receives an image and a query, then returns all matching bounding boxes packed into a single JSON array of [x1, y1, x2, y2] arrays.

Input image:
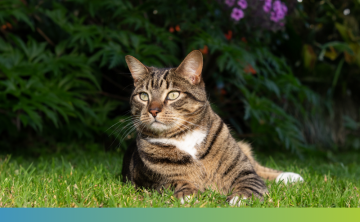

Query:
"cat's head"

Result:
[[125, 50, 207, 136]]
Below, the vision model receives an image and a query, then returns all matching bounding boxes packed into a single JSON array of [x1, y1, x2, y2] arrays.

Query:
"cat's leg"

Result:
[[226, 172, 267, 207], [167, 181, 199, 204], [228, 196, 247, 206], [156, 180, 198, 204]]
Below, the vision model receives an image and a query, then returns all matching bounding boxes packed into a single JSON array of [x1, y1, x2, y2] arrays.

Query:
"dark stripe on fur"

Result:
[[140, 151, 192, 165], [175, 187, 192, 195], [184, 92, 205, 103], [199, 121, 224, 159], [246, 181, 265, 190], [230, 170, 256, 187], [150, 142, 175, 149], [239, 186, 262, 196], [163, 70, 169, 80], [223, 151, 241, 177], [171, 98, 188, 108]]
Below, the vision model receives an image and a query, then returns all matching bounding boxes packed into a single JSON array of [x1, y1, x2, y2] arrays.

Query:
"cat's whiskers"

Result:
[[119, 120, 142, 142], [121, 124, 140, 141], [105, 121, 122, 133], [111, 118, 141, 142], [110, 117, 139, 137], [137, 122, 148, 139], [106, 115, 136, 133], [116, 118, 140, 133], [107, 115, 140, 136]]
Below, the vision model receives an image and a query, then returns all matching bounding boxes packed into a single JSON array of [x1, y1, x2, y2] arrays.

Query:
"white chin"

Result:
[[150, 122, 169, 132]]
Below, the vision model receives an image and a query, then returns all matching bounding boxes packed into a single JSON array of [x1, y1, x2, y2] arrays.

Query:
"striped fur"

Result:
[[237, 141, 282, 180], [121, 51, 293, 204]]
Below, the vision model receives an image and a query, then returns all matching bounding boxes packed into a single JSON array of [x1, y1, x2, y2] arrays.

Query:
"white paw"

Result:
[[180, 195, 192, 204], [275, 172, 304, 184], [229, 196, 247, 207]]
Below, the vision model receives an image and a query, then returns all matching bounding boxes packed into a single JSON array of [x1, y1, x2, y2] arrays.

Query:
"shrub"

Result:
[[0, 0, 323, 155], [277, 0, 360, 150]]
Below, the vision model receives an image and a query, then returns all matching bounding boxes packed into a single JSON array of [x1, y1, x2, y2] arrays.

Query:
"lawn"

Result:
[[0, 145, 359, 208]]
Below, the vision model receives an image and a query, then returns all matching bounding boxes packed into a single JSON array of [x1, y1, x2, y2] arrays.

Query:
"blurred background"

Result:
[[1, 0, 359, 159]]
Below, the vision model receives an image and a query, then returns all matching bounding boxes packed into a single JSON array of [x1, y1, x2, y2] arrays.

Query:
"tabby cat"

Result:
[[121, 50, 303, 206]]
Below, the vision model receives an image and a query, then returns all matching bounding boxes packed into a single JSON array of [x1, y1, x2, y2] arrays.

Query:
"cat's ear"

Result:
[[125, 55, 150, 85], [175, 50, 203, 85]]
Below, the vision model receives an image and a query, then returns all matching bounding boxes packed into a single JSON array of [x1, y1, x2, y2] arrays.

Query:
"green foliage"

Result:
[[275, 0, 360, 150], [0, 0, 123, 142], [289, 0, 360, 93], [0, 0, 333, 154]]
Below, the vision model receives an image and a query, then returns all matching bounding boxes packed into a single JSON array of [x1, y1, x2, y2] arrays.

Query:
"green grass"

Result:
[[0, 146, 359, 208]]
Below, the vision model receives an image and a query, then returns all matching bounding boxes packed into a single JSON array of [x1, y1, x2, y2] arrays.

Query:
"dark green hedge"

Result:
[[2, 0, 355, 154]]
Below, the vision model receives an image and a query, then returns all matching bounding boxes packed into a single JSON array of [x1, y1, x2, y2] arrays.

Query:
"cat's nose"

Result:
[[149, 108, 161, 117], [148, 101, 162, 117]]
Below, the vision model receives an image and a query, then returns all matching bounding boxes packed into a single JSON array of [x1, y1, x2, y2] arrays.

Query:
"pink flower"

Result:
[[225, 0, 235, 7], [231, 8, 244, 21], [269, 0, 287, 22], [273, 0, 282, 10], [263, 0, 272, 12], [281, 2, 288, 14], [237, 0, 247, 9], [270, 11, 278, 22]]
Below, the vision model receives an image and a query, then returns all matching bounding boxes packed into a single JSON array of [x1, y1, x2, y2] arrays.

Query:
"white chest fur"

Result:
[[147, 130, 207, 159]]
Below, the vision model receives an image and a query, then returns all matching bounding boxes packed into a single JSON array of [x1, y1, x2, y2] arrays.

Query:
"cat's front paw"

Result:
[[227, 196, 247, 207], [275, 172, 304, 184], [175, 190, 197, 205], [179, 195, 193, 204]]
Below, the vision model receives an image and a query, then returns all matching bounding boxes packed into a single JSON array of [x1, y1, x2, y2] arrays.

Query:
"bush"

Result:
[[0, 0, 327, 155], [276, 0, 360, 150]]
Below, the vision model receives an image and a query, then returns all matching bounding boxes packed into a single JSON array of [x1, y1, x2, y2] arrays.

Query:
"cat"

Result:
[[121, 50, 303, 206]]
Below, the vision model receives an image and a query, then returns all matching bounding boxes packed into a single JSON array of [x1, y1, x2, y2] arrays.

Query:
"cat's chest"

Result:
[[147, 130, 207, 159]]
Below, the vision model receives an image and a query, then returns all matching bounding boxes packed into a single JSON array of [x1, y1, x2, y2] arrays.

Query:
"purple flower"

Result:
[[263, 0, 287, 22], [273, 0, 282, 10], [281, 3, 288, 14], [268, 0, 288, 22], [237, 0, 247, 9], [263, 0, 272, 12], [270, 11, 278, 22], [231, 8, 244, 21], [277, 11, 285, 20], [225, 0, 235, 7]]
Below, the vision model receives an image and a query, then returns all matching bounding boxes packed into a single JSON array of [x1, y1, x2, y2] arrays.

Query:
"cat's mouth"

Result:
[[152, 119, 165, 125], [151, 120, 165, 126], [149, 120, 170, 132]]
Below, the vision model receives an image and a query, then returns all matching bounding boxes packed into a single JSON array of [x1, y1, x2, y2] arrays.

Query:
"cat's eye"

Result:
[[167, 91, 180, 100], [139, 92, 149, 101]]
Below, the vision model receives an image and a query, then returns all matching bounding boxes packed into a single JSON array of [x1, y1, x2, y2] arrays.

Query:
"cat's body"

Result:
[[121, 51, 303, 205]]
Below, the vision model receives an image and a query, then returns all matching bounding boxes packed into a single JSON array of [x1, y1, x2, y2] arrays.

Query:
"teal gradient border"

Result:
[[1, 209, 359, 222]]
